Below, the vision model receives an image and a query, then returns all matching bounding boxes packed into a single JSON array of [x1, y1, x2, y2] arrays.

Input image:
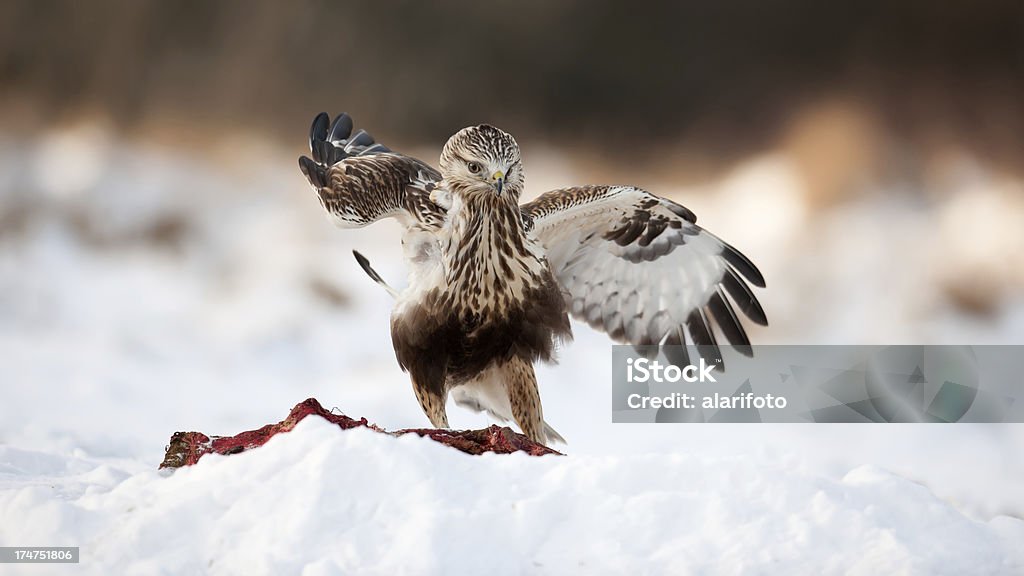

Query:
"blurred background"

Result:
[[1, 0, 1023, 517]]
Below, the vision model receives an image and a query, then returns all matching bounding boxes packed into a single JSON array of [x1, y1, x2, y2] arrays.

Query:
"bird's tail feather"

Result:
[[543, 422, 566, 445]]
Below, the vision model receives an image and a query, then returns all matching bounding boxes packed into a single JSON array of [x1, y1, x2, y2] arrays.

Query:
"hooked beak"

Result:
[[491, 171, 504, 194]]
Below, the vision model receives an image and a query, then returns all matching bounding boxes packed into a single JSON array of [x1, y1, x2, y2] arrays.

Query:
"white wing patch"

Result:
[[522, 185, 767, 367]]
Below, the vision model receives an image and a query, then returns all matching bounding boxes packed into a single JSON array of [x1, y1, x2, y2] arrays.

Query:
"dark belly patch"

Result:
[[391, 278, 571, 398]]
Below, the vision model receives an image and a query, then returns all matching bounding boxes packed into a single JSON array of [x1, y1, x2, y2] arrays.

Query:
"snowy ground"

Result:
[[1, 124, 1023, 574], [4, 419, 1024, 575]]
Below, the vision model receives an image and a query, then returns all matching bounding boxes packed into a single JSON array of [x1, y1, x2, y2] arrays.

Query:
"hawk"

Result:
[[299, 113, 767, 444]]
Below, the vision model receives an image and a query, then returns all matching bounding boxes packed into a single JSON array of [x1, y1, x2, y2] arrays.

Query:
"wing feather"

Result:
[[522, 185, 767, 367], [707, 287, 752, 353], [298, 112, 445, 230]]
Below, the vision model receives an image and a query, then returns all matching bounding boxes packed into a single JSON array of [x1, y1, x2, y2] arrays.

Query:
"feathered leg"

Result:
[[451, 365, 567, 445], [501, 356, 546, 443]]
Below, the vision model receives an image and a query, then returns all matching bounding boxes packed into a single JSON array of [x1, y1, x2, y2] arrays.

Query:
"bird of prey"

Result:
[[299, 113, 767, 444]]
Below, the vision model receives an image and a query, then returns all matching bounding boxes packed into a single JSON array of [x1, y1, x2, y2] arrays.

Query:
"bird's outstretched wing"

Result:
[[298, 112, 446, 230], [521, 185, 767, 366]]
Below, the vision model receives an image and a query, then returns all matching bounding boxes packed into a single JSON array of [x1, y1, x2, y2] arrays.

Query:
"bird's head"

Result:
[[439, 124, 524, 200]]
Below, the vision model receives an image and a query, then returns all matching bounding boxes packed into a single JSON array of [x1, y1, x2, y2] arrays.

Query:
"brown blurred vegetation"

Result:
[[1, 0, 1022, 166]]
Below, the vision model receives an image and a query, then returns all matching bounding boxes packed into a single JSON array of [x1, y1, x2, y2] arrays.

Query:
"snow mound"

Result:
[[2, 417, 1021, 575]]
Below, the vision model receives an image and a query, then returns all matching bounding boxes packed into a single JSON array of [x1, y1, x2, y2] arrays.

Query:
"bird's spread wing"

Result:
[[521, 185, 767, 366], [298, 112, 446, 230]]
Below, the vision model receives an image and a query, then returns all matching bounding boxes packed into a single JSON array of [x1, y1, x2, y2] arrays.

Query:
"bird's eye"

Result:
[[467, 161, 482, 174]]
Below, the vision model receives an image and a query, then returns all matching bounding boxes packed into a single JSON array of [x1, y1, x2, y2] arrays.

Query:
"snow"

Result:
[[3, 419, 1022, 575], [1, 124, 1023, 574]]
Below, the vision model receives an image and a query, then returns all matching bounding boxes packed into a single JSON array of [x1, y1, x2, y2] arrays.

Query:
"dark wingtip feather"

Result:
[[348, 129, 375, 148], [309, 112, 329, 153], [312, 140, 331, 165], [686, 308, 725, 370], [662, 329, 692, 368], [720, 242, 766, 288], [722, 269, 768, 326], [328, 113, 353, 142], [305, 111, 393, 166], [707, 289, 753, 356], [298, 156, 327, 188]]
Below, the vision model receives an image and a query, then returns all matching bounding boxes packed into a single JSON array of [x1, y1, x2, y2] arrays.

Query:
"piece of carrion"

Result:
[[160, 398, 561, 468]]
